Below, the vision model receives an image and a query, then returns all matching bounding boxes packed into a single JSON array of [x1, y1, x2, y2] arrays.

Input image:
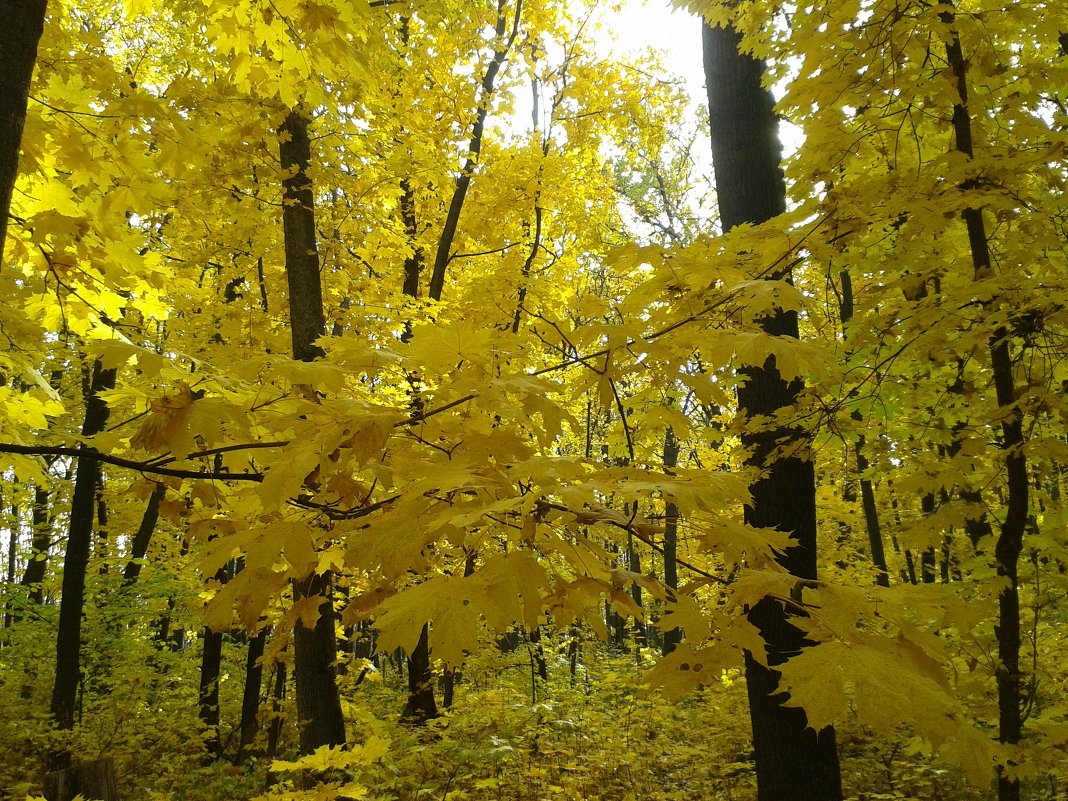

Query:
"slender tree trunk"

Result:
[[198, 605, 225, 761], [278, 108, 345, 753], [702, 20, 841, 801], [49, 360, 117, 772], [94, 480, 109, 573], [837, 270, 890, 587], [662, 428, 681, 654], [627, 530, 646, 648], [235, 627, 267, 764], [4, 497, 15, 629], [399, 177, 422, 300], [0, 0, 47, 267], [395, 64, 438, 716], [427, 0, 523, 301], [567, 625, 580, 684], [265, 660, 287, 761], [401, 624, 438, 722], [21, 484, 52, 602], [941, 11, 1029, 799], [529, 625, 548, 682], [441, 550, 476, 710], [122, 483, 164, 583]]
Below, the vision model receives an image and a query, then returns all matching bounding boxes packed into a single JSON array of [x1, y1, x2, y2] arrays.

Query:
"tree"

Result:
[[701, 16, 842, 801], [49, 361, 116, 770], [0, 0, 47, 267], [278, 108, 346, 754]]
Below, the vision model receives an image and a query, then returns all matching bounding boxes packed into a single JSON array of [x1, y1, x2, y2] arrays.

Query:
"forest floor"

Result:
[[11, 643, 1033, 801]]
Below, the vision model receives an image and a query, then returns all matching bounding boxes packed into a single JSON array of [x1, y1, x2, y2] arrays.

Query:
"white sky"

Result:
[[606, 0, 706, 108], [606, 0, 803, 154]]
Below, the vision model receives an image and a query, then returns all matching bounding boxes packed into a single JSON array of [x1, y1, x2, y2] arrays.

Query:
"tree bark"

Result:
[[662, 428, 681, 655], [49, 361, 117, 772], [0, 0, 47, 267], [265, 660, 287, 761], [21, 484, 52, 602], [837, 270, 890, 587], [122, 482, 164, 583], [941, 9, 1028, 799], [235, 627, 267, 764], [4, 497, 15, 629], [401, 623, 439, 722], [198, 618, 224, 761], [427, 0, 523, 301], [44, 758, 118, 801], [703, 20, 841, 801], [278, 108, 346, 753], [627, 530, 646, 648]]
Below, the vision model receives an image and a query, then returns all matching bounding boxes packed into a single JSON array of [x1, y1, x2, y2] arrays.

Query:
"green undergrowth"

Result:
[[6, 634, 1063, 801]]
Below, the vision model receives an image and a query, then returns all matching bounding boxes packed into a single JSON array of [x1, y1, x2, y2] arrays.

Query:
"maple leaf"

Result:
[[130, 383, 194, 454]]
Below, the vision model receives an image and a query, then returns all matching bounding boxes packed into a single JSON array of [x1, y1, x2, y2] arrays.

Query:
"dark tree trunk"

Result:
[[941, 10, 1028, 799], [49, 361, 117, 772], [235, 627, 268, 764], [94, 480, 109, 573], [837, 270, 890, 587], [4, 497, 15, 629], [156, 537, 190, 653], [278, 108, 346, 754], [44, 758, 118, 801], [529, 625, 548, 682], [662, 428, 681, 654], [401, 623, 438, 723], [702, 20, 841, 801], [627, 532, 646, 648], [292, 572, 345, 751], [122, 483, 164, 583], [198, 621, 224, 761], [265, 661, 287, 761], [395, 87, 440, 717], [441, 664, 456, 710], [0, 0, 47, 267], [567, 625, 580, 684], [441, 550, 476, 710], [399, 177, 422, 299], [22, 484, 52, 602], [427, 0, 522, 301], [280, 111, 327, 363]]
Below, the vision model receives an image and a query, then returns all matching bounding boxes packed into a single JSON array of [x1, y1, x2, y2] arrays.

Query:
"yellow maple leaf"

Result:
[[130, 383, 194, 454]]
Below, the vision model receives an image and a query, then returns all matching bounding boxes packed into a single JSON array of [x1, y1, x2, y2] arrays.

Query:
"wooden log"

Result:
[[44, 758, 119, 801]]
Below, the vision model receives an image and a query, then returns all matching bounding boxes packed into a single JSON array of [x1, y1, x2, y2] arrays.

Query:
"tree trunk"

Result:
[[399, 177, 422, 300], [0, 0, 47, 267], [837, 270, 890, 587], [4, 497, 15, 629], [627, 530, 646, 648], [44, 758, 118, 801], [94, 480, 109, 573], [440, 550, 476, 710], [48, 361, 117, 773], [198, 623, 224, 761], [278, 108, 346, 753], [941, 10, 1028, 799], [265, 660, 287, 761], [22, 484, 53, 602], [401, 623, 438, 723], [427, 0, 522, 302], [702, 20, 841, 801], [235, 627, 267, 764], [662, 428, 681, 654], [122, 483, 164, 583]]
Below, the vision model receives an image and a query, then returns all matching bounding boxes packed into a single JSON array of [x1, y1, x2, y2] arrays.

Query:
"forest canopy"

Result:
[[0, 0, 1066, 800]]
